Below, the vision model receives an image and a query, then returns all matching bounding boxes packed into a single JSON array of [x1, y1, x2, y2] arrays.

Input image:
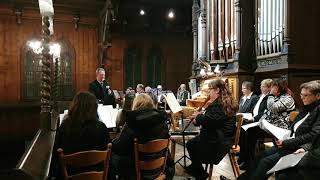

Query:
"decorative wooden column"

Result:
[[234, 0, 241, 60], [192, 0, 200, 76], [40, 16, 52, 130], [200, 0, 208, 62]]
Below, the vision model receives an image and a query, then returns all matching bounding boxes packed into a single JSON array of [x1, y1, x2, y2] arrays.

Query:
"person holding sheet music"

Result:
[[185, 79, 238, 180], [239, 81, 259, 119], [221, 80, 320, 180], [260, 78, 296, 129], [277, 129, 320, 180], [109, 94, 175, 180], [89, 67, 116, 107], [238, 79, 273, 169], [49, 91, 111, 179]]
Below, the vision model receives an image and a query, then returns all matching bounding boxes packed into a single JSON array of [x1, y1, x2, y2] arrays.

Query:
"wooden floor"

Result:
[[173, 142, 275, 180]]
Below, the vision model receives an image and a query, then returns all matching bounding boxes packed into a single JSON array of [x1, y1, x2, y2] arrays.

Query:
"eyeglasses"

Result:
[[300, 93, 314, 98]]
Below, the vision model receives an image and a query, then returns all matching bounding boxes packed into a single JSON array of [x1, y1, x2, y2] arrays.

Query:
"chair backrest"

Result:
[[289, 111, 299, 122], [233, 114, 244, 148], [57, 143, 112, 180], [134, 138, 170, 180]]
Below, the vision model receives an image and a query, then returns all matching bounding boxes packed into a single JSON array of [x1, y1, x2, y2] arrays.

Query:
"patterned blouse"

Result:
[[261, 94, 295, 129]]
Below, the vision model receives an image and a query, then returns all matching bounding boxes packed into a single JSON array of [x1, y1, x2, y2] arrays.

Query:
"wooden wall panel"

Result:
[[0, 8, 99, 103], [107, 34, 193, 92]]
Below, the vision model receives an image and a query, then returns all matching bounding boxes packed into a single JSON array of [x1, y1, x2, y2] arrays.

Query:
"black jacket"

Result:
[[112, 109, 170, 156], [253, 94, 270, 122], [195, 100, 235, 146], [297, 129, 320, 180], [50, 118, 110, 179], [89, 80, 116, 107], [282, 100, 320, 150], [239, 94, 259, 114]]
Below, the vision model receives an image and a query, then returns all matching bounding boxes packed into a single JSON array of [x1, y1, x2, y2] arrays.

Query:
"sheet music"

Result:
[[267, 152, 307, 174], [163, 93, 183, 113], [242, 122, 259, 131], [59, 110, 69, 126], [97, 105, 118, 128], [260, 119, 291, 140], [237, 113, 254, 120]]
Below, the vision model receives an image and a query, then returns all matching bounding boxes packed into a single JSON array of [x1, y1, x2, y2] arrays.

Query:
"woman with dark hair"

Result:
[[50, 91, 111, 179], [186, 79, 238, 180], [262, 78, 295, 129], [109, 94, 174, 180], [116, 92, 135, 128]]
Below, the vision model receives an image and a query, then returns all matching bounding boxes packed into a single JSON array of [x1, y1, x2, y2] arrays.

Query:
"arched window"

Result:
[[146, 47, 163, 87], [124, 47, 142, 88], [22, 38, 75, 101]]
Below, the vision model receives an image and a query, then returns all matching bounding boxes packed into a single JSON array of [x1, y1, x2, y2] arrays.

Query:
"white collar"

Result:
[[243, 92, 253, 100]]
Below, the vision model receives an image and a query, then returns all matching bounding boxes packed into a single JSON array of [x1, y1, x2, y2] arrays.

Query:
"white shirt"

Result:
[[241, 92, 253, 105], [253, 94, 267, 117], [292, 113, 310, 138]]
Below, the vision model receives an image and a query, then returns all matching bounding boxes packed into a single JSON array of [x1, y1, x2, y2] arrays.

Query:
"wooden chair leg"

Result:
[[208, 164, 213, 180], [228, 152, 240, 177], [170, 139, 176, 161], [170, 113, 176, 131]]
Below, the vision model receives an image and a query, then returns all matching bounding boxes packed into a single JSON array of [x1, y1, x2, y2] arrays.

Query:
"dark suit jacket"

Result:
[[298, 131, 320, 180], [89, 80, 116, 107], [283, 100, 320, 150], [253, 94, 270, 122], [239, 94, 259, 114]]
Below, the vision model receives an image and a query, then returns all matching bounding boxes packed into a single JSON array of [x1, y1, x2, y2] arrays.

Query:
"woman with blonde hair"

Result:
[[109, 93, 174, 179], [186, 79, 238, 179]]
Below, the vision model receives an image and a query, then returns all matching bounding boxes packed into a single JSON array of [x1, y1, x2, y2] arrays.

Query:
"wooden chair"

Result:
[[289, 111, 299, 122], [57, 143, 112, 180], [134, 138, 170, 180], [228, 114, 244, 178], [203, 114, 244, 179]]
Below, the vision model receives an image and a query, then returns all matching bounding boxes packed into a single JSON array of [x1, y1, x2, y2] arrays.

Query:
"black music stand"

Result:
[[171, 113, 198, 169]]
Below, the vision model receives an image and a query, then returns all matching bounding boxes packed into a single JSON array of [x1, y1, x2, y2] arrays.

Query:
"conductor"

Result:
[[89, 68, 116, 107]]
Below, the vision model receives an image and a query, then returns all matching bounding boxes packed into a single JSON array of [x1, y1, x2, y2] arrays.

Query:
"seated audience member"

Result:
[[125, 86, 134, 94], [186, 79, 238, 180], [221, 80, 320, 180], [239, 81, 259, 119], [145, 86, 158, 105], [49, 91, 111, 179], [177, 83, 190, 106], [261, 78, 296, 129], [238, 79, 273, 168], [116, 92, 135, 128], [136, 83, 145, 95], [277, 131, 320, 180], [109, 94, 174, 180]]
